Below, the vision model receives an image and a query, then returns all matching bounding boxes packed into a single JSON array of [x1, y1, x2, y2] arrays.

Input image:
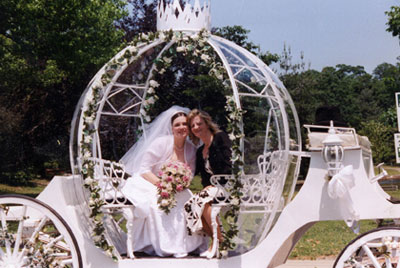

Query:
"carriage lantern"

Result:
[[322, 121, 344, 177]]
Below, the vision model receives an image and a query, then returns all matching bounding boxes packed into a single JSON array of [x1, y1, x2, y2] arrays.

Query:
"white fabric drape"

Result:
[[327, 165, 360, 231]]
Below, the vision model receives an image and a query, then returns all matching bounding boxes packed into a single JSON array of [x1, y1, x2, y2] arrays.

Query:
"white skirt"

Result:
[[122, 174, 207, 256]]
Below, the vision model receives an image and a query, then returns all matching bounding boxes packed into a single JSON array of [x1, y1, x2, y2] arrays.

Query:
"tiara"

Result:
[[157, 0, 211, 32]]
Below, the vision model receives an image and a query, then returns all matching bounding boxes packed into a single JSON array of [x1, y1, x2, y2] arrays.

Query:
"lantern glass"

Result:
[[322, 144, 344, 176]]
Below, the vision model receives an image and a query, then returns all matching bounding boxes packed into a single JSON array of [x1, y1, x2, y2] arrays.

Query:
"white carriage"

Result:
[[1, 1, 400, 267]]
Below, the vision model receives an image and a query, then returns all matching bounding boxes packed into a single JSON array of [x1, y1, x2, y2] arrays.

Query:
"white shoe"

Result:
[[199, 250, 210, 257], [199, 250, 215, 259], [173, 253, 188, 258]]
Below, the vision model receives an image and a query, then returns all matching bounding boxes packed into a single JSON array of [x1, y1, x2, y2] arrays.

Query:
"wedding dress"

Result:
[[120, 106, 207, 257]]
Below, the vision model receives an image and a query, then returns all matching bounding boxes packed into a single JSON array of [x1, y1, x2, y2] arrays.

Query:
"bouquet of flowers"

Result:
[[156, 160, 192, 214]]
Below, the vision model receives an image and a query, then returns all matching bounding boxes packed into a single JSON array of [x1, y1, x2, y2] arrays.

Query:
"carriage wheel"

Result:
[[334, 227, 400, 268], [0, 194, 82, 267]]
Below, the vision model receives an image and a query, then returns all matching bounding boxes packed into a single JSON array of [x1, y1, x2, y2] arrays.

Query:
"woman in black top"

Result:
[[184, 109, 231, 258]]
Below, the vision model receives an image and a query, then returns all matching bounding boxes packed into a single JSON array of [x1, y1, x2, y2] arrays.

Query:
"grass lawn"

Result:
[[0, 179, 48, 197], [2, 166, 400, 260]]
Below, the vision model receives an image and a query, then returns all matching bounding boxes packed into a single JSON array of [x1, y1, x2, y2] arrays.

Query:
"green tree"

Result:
[[359, 120, 396, 164], [0, 0, 127, 181], [373, 62, 400, 111], [118, 0, 158, 42], [386, 6, 400, 42]]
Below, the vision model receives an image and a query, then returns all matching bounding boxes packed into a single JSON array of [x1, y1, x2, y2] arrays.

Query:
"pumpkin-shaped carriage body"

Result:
[[67, 1, 303, 265]]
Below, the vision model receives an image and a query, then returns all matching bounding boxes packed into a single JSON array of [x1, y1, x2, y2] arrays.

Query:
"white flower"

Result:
[[140, 108, 146, 115], [163, 57, 172, 64], [250, 76, 257, 83], [191, 33, 199, 41], [89, 199, 96, 207], [93, 235, 102, 243], [217, 74, 224, 80], [145, 115, 151, 122], [105, 249, 113, 258], [220, 250, 228, 258], [84, 93, 94, 105], [82, 104, 89, 113], [147, 87, 154, 94], [200, 54, 210, 62], [159, 32, 166, 40], [84, 151, 91, 158], [229, 133, 236, 141], [159, 68, 166, 74], [149, 80, 160, 88], [92, 80, 103, 90], [130, 46, 138, 54], [231, 197, 240, 206], [84, 135, 92, 143], [85, 177, 94, 185], [161, 199, 171, 207], [176, 46, 185, 53], [141, 33, 148, 40], [84, 116, 94, 124]]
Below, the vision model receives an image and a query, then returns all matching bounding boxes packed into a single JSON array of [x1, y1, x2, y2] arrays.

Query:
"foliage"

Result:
[[386, 6, 400, 42], [118, 0, 158, 42], [0, 0, 127, 180], [359, 120, 396, 164]]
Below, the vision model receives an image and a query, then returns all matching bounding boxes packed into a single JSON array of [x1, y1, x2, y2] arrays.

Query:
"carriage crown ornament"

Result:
[[157, 0, 211, 31]]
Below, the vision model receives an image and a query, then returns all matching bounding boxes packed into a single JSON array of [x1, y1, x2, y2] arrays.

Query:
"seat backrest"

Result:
[[90, 157, 129, 205]]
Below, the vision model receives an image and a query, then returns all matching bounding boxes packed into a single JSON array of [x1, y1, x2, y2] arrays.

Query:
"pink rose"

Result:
[[183, 176, 189, 182], [176, 184, 183, 192], [167, 176, 173, 182], [161, 191, 169, 198]]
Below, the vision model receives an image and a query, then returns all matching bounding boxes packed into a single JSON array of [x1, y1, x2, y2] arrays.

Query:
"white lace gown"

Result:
[[121, 136, 207, 256]]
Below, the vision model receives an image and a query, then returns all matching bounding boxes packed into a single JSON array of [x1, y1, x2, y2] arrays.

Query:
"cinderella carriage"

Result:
[[1, 0, 400, 267]]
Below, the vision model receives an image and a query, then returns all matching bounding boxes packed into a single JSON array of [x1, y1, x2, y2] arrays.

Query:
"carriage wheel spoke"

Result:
[[0, 246, 5, 258], [13, 205, 27, 258], [17, 216, 48, 262], [44, 234, 65, 253], [385, 257, 393, 268], [0, 208, 12, 257], [362, 244, 382, 268]]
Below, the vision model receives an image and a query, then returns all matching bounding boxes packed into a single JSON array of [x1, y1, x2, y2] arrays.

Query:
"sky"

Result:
[[210, 0, 400, 73]]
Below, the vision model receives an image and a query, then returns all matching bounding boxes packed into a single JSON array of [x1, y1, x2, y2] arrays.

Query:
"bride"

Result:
[[121, 106, 206, 257]]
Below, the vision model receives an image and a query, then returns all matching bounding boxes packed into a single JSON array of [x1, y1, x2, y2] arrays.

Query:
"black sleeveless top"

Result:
[[195, 131, 232, 187]]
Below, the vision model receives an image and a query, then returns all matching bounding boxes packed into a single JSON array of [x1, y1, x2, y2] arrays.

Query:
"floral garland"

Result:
[[220, 95, 245, 257], [80, 29, 244, 259]]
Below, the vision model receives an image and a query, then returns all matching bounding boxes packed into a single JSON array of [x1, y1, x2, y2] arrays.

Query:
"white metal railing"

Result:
[[88, 157, 135, 259]]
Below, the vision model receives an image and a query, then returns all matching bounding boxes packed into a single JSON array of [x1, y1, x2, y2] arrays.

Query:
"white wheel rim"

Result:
[[0, 195, 81, 267], [335, 228, 400, 268]]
